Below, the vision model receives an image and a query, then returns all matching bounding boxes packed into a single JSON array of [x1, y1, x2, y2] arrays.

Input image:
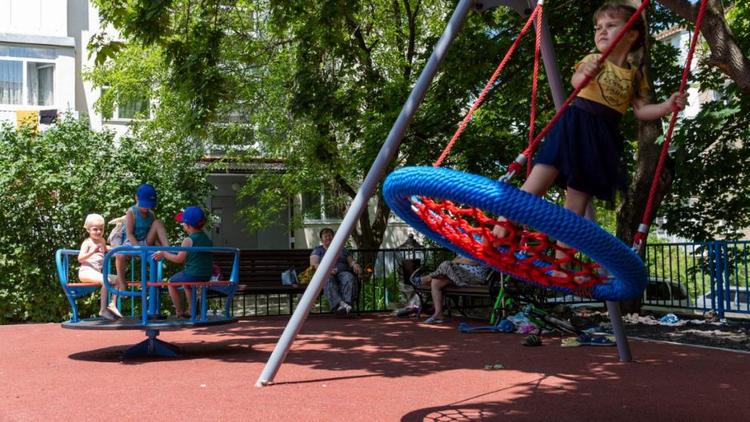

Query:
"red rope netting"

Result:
[[413, 197, 603, 292]]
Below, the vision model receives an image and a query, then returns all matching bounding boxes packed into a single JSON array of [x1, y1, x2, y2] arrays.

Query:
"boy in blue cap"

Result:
[[152, 206, 213, 318], [114, 183, 169, 291]]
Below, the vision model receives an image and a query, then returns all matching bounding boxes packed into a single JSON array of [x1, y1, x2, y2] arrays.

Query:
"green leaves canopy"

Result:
[[88, 0, 750, 245]]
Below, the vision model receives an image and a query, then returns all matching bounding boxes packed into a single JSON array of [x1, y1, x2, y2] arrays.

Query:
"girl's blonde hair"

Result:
[[594, 1, 649, 100], [83, 213, 105, 229]]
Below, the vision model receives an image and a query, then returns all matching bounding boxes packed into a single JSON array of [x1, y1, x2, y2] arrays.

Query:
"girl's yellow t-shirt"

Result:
[[575, 53, 650, 114]]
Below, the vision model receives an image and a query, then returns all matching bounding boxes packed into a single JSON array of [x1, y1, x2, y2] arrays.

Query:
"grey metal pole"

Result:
[[606, 300, 633, 361], [255, 0, 476, 387], [479, 1, 564, 108], [534, 1, 565, 109]]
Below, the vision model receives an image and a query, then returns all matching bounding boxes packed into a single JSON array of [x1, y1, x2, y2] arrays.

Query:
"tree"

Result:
[[89, 1, 750, 257], [90, 0, 530, 250], [0, 117, 211, 323], [654, 1, 750, 241]]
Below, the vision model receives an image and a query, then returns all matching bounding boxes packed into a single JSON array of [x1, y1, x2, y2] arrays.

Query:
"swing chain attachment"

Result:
[[500, 153, 528, 183]]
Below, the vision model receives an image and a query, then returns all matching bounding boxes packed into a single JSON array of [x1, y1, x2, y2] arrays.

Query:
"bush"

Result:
[[0, 116, 211, 323]]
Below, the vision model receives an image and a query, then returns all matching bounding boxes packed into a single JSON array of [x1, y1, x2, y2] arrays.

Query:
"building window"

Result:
[[302, 187, 346, 222], [27, 62, 54, 106], [0, 45, 56, 106], [101, 87, 150, 120], [0, 60, 22, 104], [116, 96, 149, 119]]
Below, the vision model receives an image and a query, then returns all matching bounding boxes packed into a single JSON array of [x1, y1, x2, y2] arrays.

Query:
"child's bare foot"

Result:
[[492, 224, 508, 239], [106, 304, 123, 319]]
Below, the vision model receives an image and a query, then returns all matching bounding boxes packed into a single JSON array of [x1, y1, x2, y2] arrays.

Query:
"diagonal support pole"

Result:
[[256, 0, 477, 387]]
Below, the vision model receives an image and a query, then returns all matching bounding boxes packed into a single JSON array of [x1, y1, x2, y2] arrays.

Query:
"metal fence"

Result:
[[642, 240, 750, 318], [536, 240, 750, 318], [226, 241, 750, 319], [227, 247, 455, 317]]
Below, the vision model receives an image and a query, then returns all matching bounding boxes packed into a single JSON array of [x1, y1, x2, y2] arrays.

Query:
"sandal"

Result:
[[561, 337, 581, 347], [423, 316, 444, 324], [575, 334, 616, 346], [98, 308, 117, 321], [106, 305, 123, 319]]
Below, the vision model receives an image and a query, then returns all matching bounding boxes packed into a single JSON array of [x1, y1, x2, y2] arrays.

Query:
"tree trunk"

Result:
[[658, 0, 750, 94]]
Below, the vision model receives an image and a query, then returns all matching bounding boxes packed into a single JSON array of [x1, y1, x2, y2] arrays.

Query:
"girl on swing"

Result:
[[496, 2, 687, 247]]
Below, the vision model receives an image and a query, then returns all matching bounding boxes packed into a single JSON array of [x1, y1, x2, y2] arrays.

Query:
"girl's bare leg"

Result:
[[555, 187, 591, 262], [168, 286, 185, 316], [146, 219, 169, 246], [563, 187, 589, 216], [79, 271, 116, 315], [429, 277, 451, 319], [520, 164, 560, 196], [183, 287, 193, 316], [115, 255, 128, 291]]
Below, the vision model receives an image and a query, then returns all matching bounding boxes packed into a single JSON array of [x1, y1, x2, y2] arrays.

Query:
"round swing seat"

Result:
[[384, 166, 646, 301]]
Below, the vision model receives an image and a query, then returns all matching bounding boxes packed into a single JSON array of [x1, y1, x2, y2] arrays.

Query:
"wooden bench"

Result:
[[212, 249, 362, 314], [213, 249, 312, 296]]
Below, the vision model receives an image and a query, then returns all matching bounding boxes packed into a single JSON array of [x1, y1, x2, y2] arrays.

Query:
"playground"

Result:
[[4, 0, 750, 420], [2, 315, 749, 421]]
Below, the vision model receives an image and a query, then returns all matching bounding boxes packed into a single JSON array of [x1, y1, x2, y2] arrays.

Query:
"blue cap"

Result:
[[136, 183, 157, 209], [175, 206, 206, 228]]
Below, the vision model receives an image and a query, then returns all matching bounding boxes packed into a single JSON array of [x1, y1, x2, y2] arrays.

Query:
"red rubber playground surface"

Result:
[[2, 314, 749, 421]]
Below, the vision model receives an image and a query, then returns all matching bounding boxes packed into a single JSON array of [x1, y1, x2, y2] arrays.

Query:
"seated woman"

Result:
[[310, 227, 361, 315], [411, 256, 490, 324]]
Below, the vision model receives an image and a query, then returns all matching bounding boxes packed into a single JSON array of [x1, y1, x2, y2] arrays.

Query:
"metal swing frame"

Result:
[[257, 0, 632, 387]]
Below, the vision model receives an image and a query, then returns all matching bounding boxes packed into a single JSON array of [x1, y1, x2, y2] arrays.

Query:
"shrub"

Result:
[[0, 116, 211, 323]]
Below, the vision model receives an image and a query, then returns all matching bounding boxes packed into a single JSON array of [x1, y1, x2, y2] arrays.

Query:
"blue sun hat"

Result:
[[175, 206, 206, 229], [136, 183, 157, 209]]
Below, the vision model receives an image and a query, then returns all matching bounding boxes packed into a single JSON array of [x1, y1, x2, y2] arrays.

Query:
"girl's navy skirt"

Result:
[[534, 98, 626, 201]]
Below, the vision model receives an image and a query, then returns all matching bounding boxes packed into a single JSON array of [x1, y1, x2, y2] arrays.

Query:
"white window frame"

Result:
[[100, 87, 151, 122], [0, 49, 56, 107], [301, 188, 346, 224]]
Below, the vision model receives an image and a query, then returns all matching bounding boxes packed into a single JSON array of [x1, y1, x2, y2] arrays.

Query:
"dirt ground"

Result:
[[572, 307, 750, 352], [623, 317, 750, 351]]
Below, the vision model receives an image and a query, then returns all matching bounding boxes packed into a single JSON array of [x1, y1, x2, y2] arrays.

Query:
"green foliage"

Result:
[[651, 2, 750, 241], [0, 117, 211, 323], [661, 86, 750, 240], [89, 1, 750, 246]]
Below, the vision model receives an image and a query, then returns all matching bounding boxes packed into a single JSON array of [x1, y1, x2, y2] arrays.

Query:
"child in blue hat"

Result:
[[152, 206, 213, 318], [114, 183, 169, 289]]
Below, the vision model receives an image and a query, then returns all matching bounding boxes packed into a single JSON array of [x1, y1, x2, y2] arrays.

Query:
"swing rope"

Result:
[[527, 2, 543, 177], [433, 1, 544, 167], [632, 0, 709, 251]]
